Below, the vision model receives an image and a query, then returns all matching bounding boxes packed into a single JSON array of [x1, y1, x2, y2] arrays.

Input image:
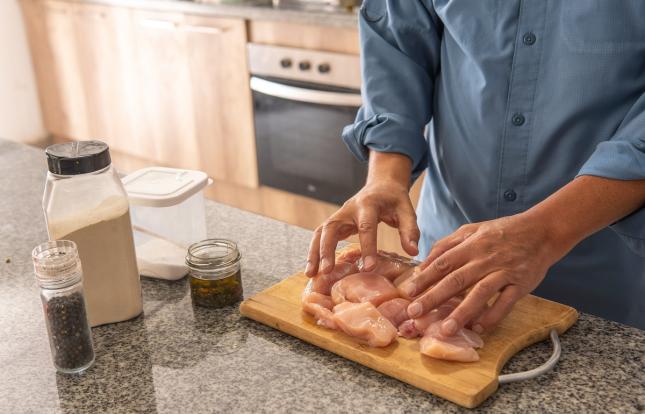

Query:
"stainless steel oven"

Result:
[[248, 44, 366, 205]]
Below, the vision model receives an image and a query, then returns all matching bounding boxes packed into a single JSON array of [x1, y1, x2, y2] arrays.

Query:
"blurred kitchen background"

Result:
[[2, 0, 422, 254]]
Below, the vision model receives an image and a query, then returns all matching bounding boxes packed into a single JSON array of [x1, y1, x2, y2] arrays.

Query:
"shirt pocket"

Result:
[[562, 1, 645, 54]]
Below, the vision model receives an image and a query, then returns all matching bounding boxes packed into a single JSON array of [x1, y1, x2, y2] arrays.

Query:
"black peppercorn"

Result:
[[45, 292, 94, 370]]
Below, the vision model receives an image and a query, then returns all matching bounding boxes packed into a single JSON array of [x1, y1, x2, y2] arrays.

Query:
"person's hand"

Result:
[[306, 152, 419, 276], [305, 179, 419, 275], [401, 212, 570, 336], [400, 175, 645, 335]]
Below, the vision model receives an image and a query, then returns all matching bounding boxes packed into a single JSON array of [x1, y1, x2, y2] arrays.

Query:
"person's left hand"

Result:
[[401, 212, 571, 336]]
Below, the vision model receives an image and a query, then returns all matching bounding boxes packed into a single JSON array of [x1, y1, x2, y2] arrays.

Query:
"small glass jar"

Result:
[[186, 239, 243, 308], [32, 240, 95, 374]]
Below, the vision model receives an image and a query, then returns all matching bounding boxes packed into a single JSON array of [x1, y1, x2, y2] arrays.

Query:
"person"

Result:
[[305, 1, 645, 332]]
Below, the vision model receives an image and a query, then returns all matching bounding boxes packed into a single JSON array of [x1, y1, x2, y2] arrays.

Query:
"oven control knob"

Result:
[[317, 63, 331, 74], [280, 58, 292, 68], [299, 61, 311, 71]]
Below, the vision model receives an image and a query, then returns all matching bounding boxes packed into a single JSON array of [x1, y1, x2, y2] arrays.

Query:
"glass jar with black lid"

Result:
[[186, 239, 244, 308]]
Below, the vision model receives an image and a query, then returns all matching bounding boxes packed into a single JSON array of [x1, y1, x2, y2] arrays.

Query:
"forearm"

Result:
[[525, 176, 645, 260], [367, 151, 413, 188]]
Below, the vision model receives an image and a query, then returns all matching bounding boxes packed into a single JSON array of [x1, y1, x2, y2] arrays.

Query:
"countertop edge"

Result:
[[63, 0, 359, 28]]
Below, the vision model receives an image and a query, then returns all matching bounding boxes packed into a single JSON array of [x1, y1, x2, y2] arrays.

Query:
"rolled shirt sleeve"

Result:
[[342, 0, 441, 179], [577, 92, 645, 256]]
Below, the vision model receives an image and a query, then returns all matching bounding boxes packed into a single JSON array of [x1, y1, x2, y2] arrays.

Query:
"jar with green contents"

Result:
[[186, 239, 243, 308]]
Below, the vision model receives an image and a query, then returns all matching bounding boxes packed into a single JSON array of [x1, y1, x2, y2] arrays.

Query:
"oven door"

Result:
[[251, 76, 367, 205]]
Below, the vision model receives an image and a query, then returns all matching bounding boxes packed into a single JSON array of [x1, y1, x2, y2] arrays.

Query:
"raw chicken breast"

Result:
[[337, 246, 363, 263], [301, 248, 488, 358], [309, 248, 362, 295], [301, 279, 337, 329], [419, 321, 483, 362], [358, 251, 415, 281], [377, 298, 411, 328], [331, 272, 400, 307], [303, 248, 365, 329], [332, 302, 398, 347], [310, 261, 359, 295]]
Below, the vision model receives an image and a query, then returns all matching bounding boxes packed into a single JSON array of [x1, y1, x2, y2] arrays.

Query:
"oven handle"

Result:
[[250, 77, 362, 107]]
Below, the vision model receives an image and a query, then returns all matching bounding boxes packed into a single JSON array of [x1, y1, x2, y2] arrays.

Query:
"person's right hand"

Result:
[[305, 152, 420, 276]]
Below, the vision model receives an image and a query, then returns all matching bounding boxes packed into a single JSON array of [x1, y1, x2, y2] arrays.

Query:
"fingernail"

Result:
[[305, 262, 313, 275], [472, 324, 484, 334], [408, 302, 423, 318], [442, 318, 458, 336], [364, 255, 376, 270], [410, 240, 418, 249], [403, 283, 416, 298]]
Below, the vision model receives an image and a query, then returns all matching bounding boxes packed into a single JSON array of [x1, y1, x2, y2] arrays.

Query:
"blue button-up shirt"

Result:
[[342, 0, 645, 328]]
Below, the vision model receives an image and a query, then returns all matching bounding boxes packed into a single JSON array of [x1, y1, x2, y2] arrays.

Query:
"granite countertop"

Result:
[[1, 138, 644, 413], [65, 0, 359, 28]]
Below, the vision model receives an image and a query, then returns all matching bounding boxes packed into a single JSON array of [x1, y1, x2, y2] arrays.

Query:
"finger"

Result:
[[418, 236, 461, 272], [440, 274, 506, 336], [402, 242, 474, 300], [305, 227, 323, 276], [419, 226, 475, 271], [319, 220, 342, 274], [396, 202, 420, 256], [356, 207, 379, 271], [407, 258, 489, 318], [471, 285, 524, 333]]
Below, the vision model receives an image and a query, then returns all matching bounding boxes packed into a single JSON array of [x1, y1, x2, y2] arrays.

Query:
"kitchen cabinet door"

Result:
[[130, 10, 195, 166], [21, 0, 88, 139], [131, 11, 258, 187], [182, 14, 258, 187], [72, 4, 142, 153], [23, 1, 258, 187]]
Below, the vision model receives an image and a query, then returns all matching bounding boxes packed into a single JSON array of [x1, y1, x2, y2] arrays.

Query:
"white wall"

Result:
[[0, 0, 47, 144]]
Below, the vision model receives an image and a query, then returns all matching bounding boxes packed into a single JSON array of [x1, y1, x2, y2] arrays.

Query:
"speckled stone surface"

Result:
[[1, 139, 643, 413], [65, 0, 359, 28]]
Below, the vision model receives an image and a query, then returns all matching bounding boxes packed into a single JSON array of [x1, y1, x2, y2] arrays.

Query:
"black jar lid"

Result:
[[45, 140, 111, 175]]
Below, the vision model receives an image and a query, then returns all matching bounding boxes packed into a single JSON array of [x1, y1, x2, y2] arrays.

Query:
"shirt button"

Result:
[[503, 189, 517, 202], [512, 113, 525, 126], [523, 32, 536, 46]]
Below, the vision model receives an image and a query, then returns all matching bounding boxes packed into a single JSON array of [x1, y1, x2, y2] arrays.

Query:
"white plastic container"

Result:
[[122, 167, 211, 280]]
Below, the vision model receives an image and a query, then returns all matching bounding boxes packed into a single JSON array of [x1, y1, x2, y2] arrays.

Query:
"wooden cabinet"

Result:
[[182, 14, 257, 187], [130, 11, 257, 185], [21, 0, 85, 138], [130, 10, 196, 165], [20, 0, 258, 187], [73, 4, 141, 156]]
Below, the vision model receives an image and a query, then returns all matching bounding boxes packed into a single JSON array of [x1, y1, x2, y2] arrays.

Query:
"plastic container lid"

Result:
[[122, 167, 210, 207]]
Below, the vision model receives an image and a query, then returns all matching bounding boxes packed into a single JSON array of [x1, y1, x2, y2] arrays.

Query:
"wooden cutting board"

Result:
[[240, 262, 578, 408]]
